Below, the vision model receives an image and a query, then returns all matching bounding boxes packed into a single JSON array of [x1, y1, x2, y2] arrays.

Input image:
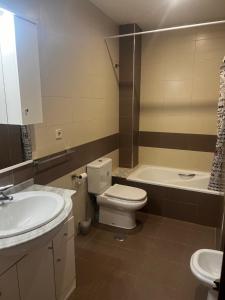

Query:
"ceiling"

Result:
[[89, 0, 225, 30]]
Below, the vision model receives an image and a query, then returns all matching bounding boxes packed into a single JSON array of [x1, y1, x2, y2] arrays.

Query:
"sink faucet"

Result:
[[0, 185, 14, 203]]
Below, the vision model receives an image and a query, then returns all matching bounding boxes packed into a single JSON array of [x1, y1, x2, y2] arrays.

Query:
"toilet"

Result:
[[190, 249, 223, 300], [87, 158, 147, 229]]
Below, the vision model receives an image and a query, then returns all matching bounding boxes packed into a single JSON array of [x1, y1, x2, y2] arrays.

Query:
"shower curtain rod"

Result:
[[104, 20, 225, 39]]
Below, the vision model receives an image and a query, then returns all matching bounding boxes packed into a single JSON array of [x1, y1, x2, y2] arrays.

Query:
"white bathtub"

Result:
[[127, 165, 222, 195]]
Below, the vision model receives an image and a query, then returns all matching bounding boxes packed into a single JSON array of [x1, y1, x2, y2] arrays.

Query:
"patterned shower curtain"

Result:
[[20, 125, 32, 161], [208, 57, 225, 192]]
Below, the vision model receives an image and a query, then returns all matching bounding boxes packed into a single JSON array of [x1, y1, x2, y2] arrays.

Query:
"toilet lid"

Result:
[[105, 184, 147, 201]]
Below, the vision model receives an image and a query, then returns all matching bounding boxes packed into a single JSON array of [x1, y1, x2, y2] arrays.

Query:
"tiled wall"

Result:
[[113, 176, 223, 228], [119, 24, 142, 168], [140, 24, 225, 171], [0, 0, 119, 160], [0, 0, 119, 230], [0, 125, 24, 169], [49, 150, 118, 234], [35, 0, 119, 158]]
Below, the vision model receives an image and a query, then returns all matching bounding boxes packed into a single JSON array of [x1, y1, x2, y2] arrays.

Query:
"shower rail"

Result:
[[105, 20, 225, 39]]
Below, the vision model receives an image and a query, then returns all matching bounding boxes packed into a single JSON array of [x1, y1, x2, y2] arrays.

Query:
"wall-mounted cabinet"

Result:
[[0, 9, 43, 125]]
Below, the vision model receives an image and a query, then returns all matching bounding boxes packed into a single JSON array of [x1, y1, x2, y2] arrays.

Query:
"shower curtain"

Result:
[[208, 57, 225, 192], [21, 125, 32, 161]]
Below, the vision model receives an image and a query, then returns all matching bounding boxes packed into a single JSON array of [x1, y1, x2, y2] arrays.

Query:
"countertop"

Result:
[[0, 182, 75, 251]]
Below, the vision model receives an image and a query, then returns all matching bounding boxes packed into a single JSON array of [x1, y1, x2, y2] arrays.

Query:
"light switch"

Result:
[[55, 129, 63, 140]]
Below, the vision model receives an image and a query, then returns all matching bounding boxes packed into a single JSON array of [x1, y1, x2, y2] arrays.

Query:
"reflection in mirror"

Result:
[[0, 124, 32, 170]]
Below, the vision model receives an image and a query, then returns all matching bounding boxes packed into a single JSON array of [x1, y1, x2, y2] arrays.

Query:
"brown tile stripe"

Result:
[[113, 176, 223, 227], [139, 131, 217, 152], [34, 133, 119, 185], [0, 134, 119, 187], [0, 163, 34, 187]]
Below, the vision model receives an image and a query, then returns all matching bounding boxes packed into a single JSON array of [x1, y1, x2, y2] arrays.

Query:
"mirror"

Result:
[[0, 124, 32, 170]]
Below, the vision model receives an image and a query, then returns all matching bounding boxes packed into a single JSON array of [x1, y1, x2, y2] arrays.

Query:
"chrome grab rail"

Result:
[[34, 149, 74, 167]]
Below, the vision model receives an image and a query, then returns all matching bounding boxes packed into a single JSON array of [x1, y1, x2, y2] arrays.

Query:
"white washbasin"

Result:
[[0, 191, 65, 238]]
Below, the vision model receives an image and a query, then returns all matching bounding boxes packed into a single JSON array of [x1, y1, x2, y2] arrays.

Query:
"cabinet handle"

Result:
[[48, 246, 53, 250], [64, 233, 68, 237], [57, 258, 61, 262], [24, 108, 29, 115]]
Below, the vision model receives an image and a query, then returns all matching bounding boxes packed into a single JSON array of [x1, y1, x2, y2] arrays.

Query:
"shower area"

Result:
[[106, 21, 225, 250]]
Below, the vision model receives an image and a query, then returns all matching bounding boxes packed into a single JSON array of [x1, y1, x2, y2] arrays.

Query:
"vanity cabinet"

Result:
[[0, 266, 20, 300], [0, 11, 43, 125], [17, 243, 56, 300], [0, 216, 76, 300]]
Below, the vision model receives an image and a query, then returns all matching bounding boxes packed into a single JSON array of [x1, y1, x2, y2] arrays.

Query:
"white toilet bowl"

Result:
[[87, 158, 148, 230], [190, 249, 223, 300], [97, 184, 147, 229]]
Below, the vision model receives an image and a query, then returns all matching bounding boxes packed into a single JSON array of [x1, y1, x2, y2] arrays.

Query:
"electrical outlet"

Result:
[[55, 129, 63, 140]]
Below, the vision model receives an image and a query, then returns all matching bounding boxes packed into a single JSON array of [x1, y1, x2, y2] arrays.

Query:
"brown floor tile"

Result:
[[133, 276, 176, 300], [70, 213, 217, 300], [156, 220, 216, 248]]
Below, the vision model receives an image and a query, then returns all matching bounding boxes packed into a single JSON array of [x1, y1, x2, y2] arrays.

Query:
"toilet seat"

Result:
[[190, 249, 223, 287], [97, 193, 148, 210], [105, 184, 147, 201]]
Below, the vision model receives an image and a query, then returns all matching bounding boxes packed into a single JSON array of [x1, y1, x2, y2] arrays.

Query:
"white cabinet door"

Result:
[[0, 266, 20, 300], [0, 254, 23, 276], [13, 16, 43, 125], [53, 217, 76, 300], [17, 244, 55, 300], [0, 51, 7, 124], [0, 11, 42, 125]]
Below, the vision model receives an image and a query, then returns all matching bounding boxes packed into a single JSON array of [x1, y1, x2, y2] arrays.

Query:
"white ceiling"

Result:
[[89, 0, 225, 30]]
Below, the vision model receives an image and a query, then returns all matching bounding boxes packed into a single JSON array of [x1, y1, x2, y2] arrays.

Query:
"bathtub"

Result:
[[127, 165, 222, 195]]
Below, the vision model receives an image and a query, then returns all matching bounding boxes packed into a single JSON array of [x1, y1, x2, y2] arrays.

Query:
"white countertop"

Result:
[[0, 184, 75, 252]]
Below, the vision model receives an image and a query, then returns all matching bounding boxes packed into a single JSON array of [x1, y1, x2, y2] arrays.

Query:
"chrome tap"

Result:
[[0, 185, 14, 202]]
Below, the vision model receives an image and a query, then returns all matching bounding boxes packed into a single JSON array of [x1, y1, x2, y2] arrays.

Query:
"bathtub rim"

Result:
[[126, 164, 223, 196]]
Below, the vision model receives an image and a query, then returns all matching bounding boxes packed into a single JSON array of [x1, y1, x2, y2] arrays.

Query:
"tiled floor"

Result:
[[69, 213, 216, 300]]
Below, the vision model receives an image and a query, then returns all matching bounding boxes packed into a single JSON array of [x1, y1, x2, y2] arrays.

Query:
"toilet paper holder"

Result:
[[71, 173, 88, 186]]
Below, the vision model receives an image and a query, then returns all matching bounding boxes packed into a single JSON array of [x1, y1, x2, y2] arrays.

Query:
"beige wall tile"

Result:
[[164, 80, 192, 102], [141, 79, 165, 101], [195, 38, 225, 61], [140, 26, 224, 169], [140, 25, 225, 139], [139, 147, 214, 172], [164, 56, 194, 81], [196, 24, 225, 40]]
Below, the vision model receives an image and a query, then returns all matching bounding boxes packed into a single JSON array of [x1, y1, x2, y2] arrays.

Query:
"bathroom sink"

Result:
[[0, 191, 65, 238]]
